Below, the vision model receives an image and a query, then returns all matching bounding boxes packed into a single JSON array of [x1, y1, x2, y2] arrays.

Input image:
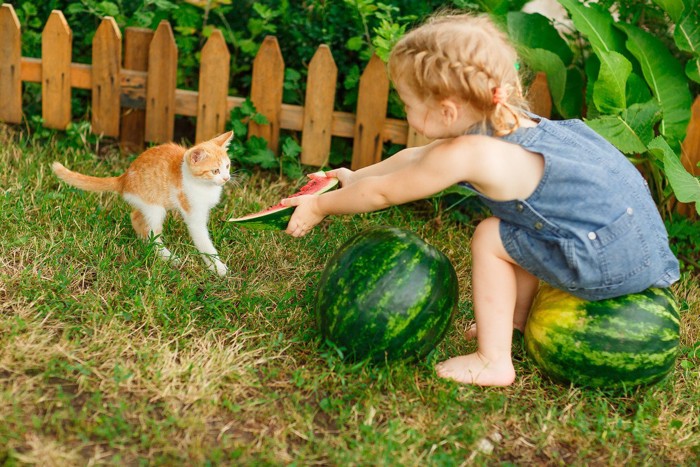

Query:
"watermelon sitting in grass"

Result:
[[524, 284, 680, 390], [228, 171, 338, 230], [316, 227, 458, 362]]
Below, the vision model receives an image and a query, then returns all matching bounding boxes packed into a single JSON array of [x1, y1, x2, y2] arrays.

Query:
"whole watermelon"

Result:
[[525, 284, 680, 389], [316, 227, 458, 362]]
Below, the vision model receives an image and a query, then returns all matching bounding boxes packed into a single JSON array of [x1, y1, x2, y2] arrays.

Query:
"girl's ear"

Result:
[[440, 99, 459, 126], [211, 131, 234, 150]]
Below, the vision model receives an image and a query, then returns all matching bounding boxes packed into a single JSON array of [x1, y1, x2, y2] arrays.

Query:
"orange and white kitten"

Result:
[[52, 131, 234, 276]]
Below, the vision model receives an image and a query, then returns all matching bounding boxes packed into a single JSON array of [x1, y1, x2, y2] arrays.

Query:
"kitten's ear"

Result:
[[211, 131, 234, 150], [188, 148, 207, 164]]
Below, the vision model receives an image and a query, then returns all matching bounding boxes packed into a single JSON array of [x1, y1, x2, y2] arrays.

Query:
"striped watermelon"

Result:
[[525, 284, 680, 389], [316, 227, 458, 362], [228, 171, 338, 230]]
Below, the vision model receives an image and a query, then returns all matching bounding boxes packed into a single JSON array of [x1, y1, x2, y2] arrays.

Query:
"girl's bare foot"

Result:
[[435, 352, 516, 386]]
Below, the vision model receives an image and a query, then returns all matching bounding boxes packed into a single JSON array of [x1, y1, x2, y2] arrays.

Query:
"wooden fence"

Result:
[[0, 3, 697, 190]]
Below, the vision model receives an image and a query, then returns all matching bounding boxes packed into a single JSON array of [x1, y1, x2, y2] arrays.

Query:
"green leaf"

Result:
[[507, 12, 573, 65], [593, 51, 631, 114], [347, 36, 365, 52], [674, 5, 700, 54], [616, 23, 693, 143], [244, 138, 278, 169], [623, 101, 664, 146], [585, 116, 647, 155], [649, 137, 700, 214], [97, 2, 121, 17], [585, 101, 661, 154], [652, 0, 685, 21], [686, 59, 700, 84], [281, 137, 301, 159], [557, 0, 627, 54]]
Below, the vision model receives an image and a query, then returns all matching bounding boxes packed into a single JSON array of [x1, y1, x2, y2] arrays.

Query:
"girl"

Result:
[[281, 13, 680, 386]]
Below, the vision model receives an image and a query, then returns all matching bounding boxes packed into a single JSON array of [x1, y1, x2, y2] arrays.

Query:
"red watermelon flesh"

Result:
[[228, 171, 338, 229]]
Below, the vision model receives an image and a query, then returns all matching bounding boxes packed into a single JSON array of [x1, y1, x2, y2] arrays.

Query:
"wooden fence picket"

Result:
[[42, 10, 72, 130], [352, 54, 389, 170], [119, 28, 153, 152], [0, 4, 22, 124], [301, 45, 337, 166], [249, 36, 284, 154], [145, 20, 177, 143], [92, 17, 122, 137], [196, 29, 230, 143]]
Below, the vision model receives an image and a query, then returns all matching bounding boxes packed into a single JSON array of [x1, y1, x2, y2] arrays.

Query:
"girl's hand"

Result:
[[325, 168, 355, 187], [281, 195, 326, 237]]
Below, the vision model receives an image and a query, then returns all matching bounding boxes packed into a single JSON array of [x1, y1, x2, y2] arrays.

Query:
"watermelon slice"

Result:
[[228, 171, 339, 230]]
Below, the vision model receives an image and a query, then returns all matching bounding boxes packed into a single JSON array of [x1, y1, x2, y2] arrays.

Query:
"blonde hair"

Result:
[[388, 13, 529, 136]]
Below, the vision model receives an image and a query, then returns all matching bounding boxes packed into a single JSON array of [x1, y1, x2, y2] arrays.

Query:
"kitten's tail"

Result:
[[51, 162, 123, 193]]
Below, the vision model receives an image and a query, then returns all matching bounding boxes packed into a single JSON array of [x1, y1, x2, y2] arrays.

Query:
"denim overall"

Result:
[[460, 115, 680, 300]]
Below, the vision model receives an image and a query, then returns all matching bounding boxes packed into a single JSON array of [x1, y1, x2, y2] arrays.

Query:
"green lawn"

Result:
[[1, 124, 698, 465]]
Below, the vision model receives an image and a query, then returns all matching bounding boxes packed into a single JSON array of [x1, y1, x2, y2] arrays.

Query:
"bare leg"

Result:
[[512, 264, 540, 332], [436, 217, 526, 386], [465, 263, 539, 340]]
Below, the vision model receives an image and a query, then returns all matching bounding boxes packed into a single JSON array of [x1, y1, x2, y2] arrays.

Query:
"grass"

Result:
[[1, 123, 698, 465]]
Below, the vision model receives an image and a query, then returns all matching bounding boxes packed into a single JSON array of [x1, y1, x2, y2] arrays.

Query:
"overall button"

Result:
[[588, 232, 597, 240], [516, 203, 524, 212], [534, 221, 543, 230], [626, 207, 634, 215]]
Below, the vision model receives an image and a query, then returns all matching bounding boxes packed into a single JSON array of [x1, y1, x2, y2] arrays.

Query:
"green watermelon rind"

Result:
[[316, 227, 458, 363], [228, 172, 338, 230], [524, 285, 680, 390]]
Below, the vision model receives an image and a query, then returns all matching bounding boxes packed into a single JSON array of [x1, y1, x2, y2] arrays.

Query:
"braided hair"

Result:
[[388, 13, 529, 136]]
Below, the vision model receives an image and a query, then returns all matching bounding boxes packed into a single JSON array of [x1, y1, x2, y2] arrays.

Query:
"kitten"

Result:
[[52, 131, 234, 276]]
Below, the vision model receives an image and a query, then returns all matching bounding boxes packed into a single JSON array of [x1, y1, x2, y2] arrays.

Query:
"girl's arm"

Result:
[[284, 137, 483, 236], [329, 140, 443, 186]]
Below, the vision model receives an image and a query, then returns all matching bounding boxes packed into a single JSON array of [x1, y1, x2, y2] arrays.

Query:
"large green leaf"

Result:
[[586, 116, 647, 154], [674, 3, 700, 53], [507, 11, 573, 65], [686, 59, 700, 84], [593, 50, 631, 114], [585, 101, 661, 156], [557, 0, 626, 54], [652, 0, 685, 21], [585, 100, 661, 154], [557, 0, 647, 116], [649, 136, 700, 215], [616, 23, 693, 144], [653, 0, 700, 83]]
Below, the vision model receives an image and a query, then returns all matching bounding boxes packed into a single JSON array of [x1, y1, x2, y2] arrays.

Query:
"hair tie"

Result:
[[492, 86, 509, 105]]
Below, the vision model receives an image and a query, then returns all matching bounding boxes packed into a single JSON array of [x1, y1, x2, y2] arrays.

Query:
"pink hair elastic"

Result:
[[492, 86, 509, 105]]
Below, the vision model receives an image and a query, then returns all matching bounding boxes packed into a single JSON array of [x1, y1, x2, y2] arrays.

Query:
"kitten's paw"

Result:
[[212, 260, 228, 277], [157, 247, 174, 261]]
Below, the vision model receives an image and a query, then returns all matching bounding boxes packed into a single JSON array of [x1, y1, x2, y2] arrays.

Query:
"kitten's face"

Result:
[[185, 131, 234, 186]]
